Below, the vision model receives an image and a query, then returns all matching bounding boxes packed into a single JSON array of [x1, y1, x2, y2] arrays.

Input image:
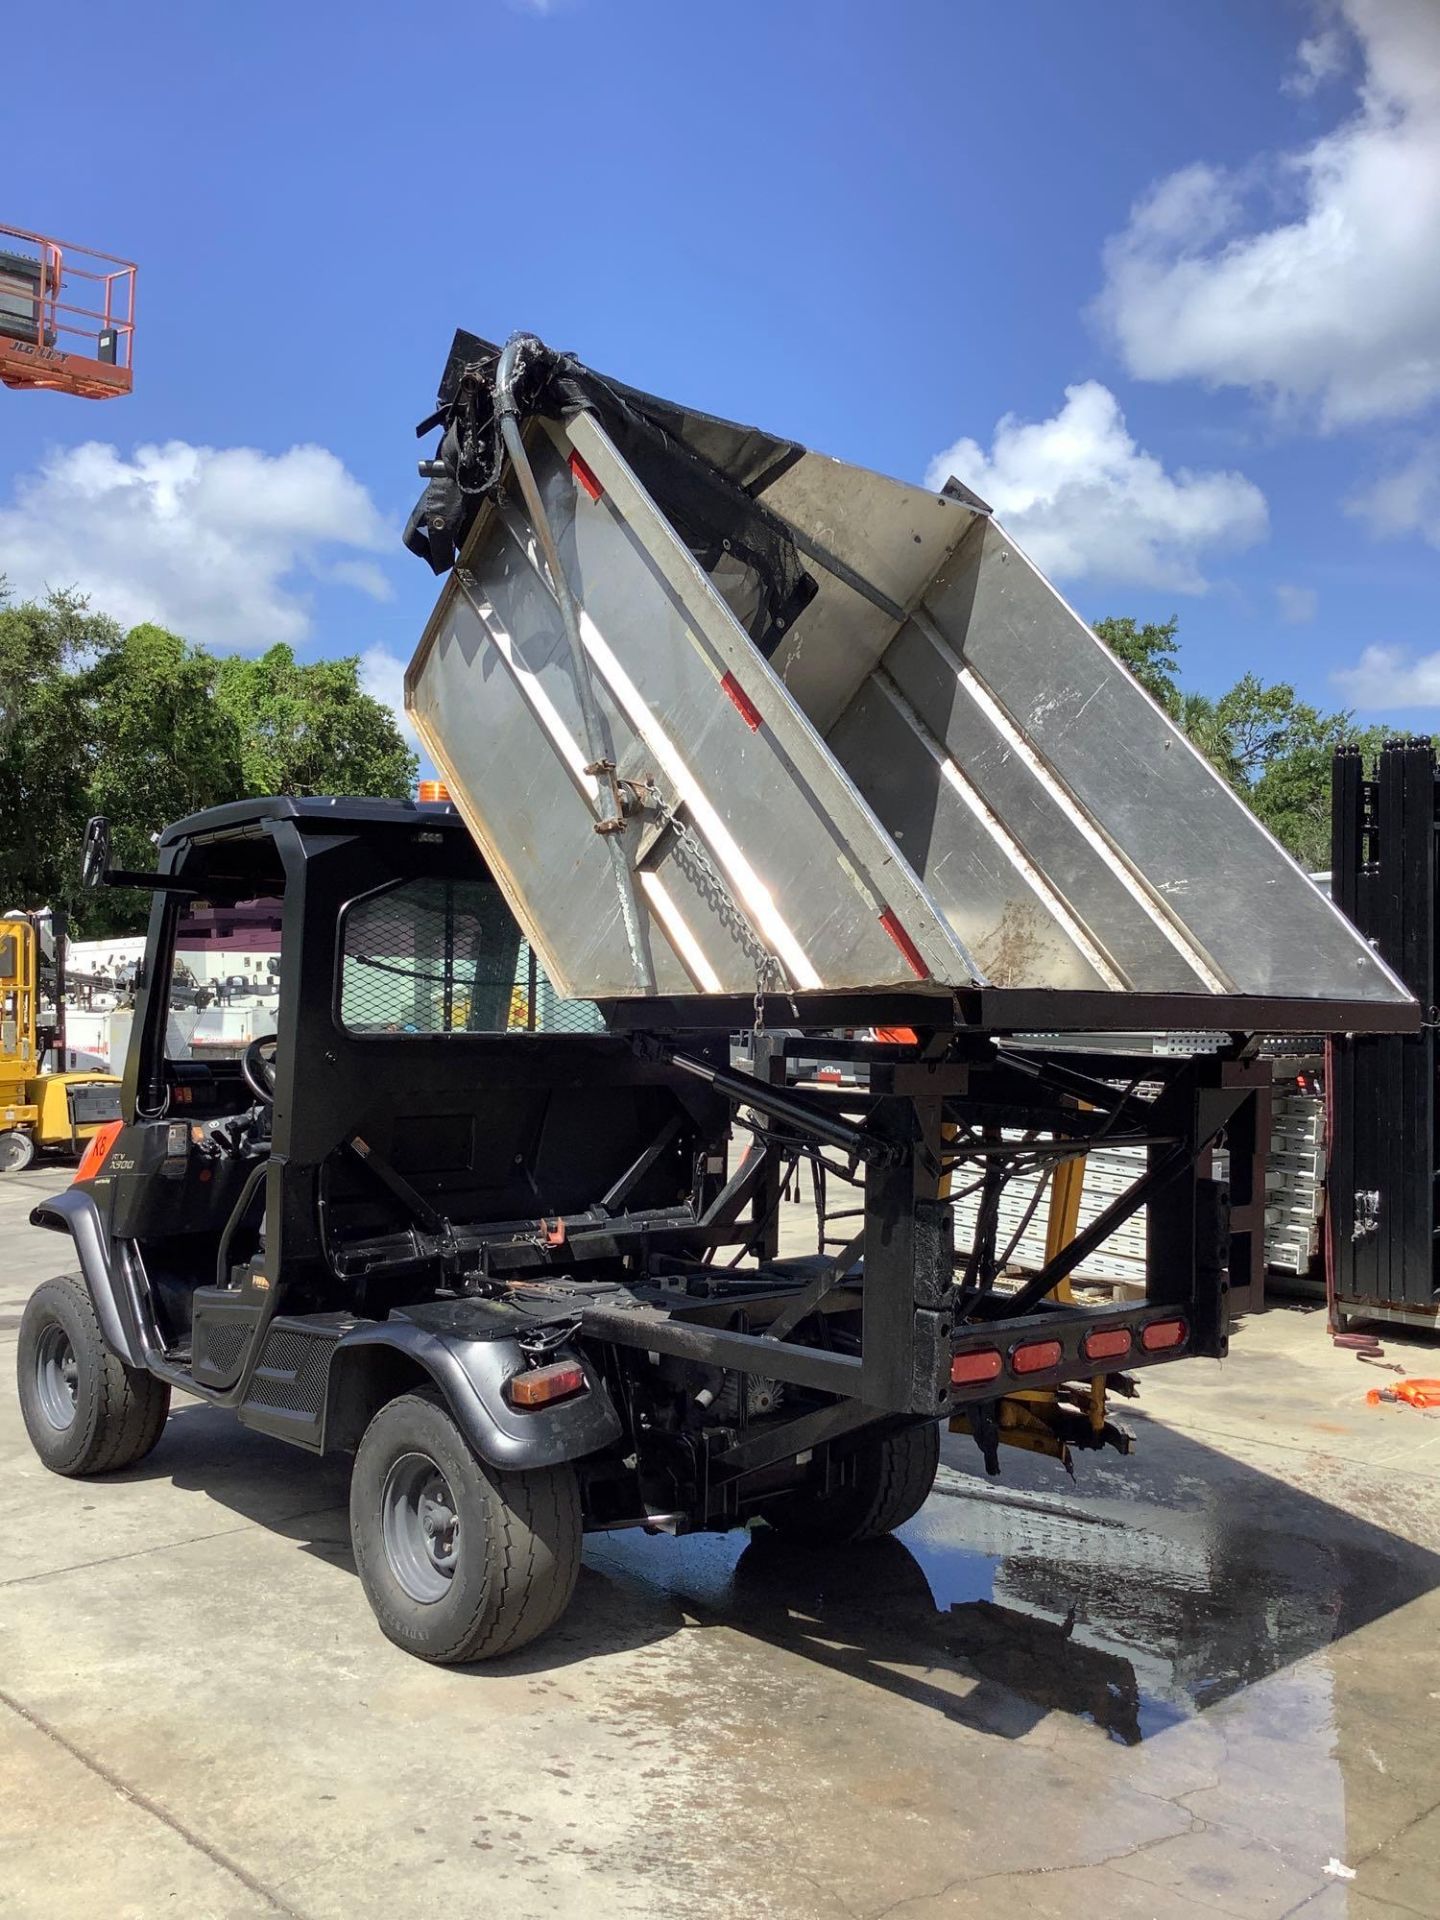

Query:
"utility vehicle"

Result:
[[15, 794, 1272, 1662], [16, 331, 1415, 1662]]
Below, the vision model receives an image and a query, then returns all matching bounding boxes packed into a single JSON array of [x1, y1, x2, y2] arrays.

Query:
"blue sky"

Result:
[[5, 0, 1440, 734]]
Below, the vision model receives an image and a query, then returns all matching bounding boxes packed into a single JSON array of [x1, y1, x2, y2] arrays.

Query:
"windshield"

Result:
[[166, 897, 284, 1061]]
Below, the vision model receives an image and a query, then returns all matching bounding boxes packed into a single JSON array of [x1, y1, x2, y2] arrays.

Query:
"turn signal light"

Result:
[[1141, 1317, 1187, 1352], [951, 1349, 1003, 1386], [507, 1361, 587, 1408], [1011, 1338, 1063, 1376], [417, 780, 450, 803], [1082, 1327, 1133, 1362]]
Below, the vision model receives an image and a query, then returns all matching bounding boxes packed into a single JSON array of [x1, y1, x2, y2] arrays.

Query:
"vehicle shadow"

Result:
[[117, 1397, 1440, 1733], [115, 1400, 682, 1670]]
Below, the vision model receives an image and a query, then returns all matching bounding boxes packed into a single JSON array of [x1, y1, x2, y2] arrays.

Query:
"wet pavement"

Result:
[[3, 1163, 1439, 1918]]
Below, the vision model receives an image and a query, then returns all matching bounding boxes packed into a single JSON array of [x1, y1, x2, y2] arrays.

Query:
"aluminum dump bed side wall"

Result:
[[409, 423, 974, 1001], [408, 400, 1414, 1026]]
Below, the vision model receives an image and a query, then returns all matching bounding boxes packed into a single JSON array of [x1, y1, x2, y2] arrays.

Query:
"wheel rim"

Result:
[[34, 1323, 79, 1430], [381, 1451, 461, 1603], [0, 1132, 32, 1172]]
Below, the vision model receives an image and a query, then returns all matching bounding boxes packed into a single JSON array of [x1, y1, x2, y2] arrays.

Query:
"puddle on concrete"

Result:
[[589, 1457, 1431, 1750]]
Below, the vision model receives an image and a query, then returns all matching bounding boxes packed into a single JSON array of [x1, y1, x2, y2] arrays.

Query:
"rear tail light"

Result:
[[1083, 1327, 1133, 1362], [1141, 1317, 1187, 1352], [506, 1361, 587, 1408], [951, 1348, 1003, 1386], [1011, 1338, 1063, 1376]]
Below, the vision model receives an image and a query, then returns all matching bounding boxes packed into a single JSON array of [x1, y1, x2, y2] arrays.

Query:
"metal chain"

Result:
[[644, 785, 796, 1031]]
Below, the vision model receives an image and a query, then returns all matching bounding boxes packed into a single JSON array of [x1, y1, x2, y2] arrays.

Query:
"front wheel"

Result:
[[350, 1388, 581, 1664], [766, 1420, 941, 1545], [17, 1274, 171, 1474], [0, 1129, 36, 1173]]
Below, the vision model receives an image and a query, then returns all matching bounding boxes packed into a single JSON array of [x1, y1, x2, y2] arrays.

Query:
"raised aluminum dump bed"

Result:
[[405, 333, 1413, 1034]]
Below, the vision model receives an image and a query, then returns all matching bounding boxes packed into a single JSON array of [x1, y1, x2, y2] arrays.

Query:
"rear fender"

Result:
[[324, 1320, 623, 1470], [29, 1189, 145, 1367]]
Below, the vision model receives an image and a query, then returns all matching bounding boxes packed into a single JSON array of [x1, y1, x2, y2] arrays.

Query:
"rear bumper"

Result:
[[947, 1294, 1205, 1408]]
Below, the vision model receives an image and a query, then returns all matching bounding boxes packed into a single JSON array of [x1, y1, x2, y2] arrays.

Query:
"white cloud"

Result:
[[1097, 0, 1440, 426], [359, 644, 421, 750], [0, 439, 393, 650], [1276, 582, 1319, 623], [1334, 642, 1440, 706], [925, 380, 1267, 593], [1284, 24, 1350, 96], [1347, 442, 1440, 542]]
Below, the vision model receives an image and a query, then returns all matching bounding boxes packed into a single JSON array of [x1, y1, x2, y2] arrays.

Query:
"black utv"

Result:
[[17, 797, 1240, 1662]]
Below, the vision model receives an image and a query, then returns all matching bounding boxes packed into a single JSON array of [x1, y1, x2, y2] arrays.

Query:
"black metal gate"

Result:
[[1330, 741, 1440, 1330]]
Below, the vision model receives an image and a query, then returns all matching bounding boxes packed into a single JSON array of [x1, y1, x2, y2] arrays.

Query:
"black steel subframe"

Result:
[[568, 1047, 1264, 1417]]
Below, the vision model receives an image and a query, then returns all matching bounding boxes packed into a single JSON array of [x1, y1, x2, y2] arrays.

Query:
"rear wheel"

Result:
[[350, 1387, 581, 1664], [766, 1420, 941, 1545], [0, 1129, 36, 1173], [17, 1274, 171, 1474]]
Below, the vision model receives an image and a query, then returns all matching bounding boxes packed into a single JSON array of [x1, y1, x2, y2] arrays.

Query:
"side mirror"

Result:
[[78, 815, 197, 897], [81, 816, 111, 890]]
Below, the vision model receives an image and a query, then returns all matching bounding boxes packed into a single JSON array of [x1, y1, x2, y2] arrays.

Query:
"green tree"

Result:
[[1175, 689, 1239, 784], [0, 583, 119, 917], [1095, 614, 1411, 871], [1092, 615, 1181, 715], [81, 624, 247, 886], [0, 588, 419, 931], [215, 644, 416, 800]]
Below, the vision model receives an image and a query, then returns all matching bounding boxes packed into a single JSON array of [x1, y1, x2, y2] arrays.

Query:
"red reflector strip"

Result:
[[1140, 1317, 1187, 1352], [878, 907, 931, 980], [951, 1348, 1003, 1386], [569, 450, 603, 502], [719, 671, 763, 731], [507, 1361, 587, 1408], [1012, 1338, 1063, 1376], [1083, 1326, 1133, 1362]]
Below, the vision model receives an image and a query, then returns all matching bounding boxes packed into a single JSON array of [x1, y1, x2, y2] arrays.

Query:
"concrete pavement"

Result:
[[3, 1161, 1440, 1919]]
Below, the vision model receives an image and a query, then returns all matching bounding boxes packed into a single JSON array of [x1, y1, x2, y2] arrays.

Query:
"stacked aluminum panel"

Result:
[[954, 1090, 1327, 1288], [1264, 1089, 1326, 1276]]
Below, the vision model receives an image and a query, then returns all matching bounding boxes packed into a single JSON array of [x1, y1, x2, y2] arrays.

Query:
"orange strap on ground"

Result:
[[1366, 1378, 1440, 1409]]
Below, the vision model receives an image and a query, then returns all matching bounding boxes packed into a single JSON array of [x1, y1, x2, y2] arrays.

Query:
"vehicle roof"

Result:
[[157, 796, 465, 847]]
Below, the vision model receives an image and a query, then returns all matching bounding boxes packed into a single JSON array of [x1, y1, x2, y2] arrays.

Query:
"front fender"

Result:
[[29, 1188, 144, 1367], [325, 1312, 623, 1471]]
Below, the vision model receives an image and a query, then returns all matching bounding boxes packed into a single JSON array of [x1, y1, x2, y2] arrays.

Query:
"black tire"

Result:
[[17, 1274, 171, 1475], [350, 1387, 581, 1665], [766, 1420, 941, 1546], [0, 1129, 36, 1173]]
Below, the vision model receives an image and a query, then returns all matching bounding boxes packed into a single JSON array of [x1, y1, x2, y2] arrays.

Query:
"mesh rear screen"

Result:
[[337, 878, 602, 1036]]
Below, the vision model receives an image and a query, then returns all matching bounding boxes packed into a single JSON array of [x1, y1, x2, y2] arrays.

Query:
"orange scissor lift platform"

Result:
[[0, 222, 134, 399]]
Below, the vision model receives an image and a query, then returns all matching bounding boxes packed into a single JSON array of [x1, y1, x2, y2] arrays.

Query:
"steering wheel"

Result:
[[242, 1033, 279, 1105]]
